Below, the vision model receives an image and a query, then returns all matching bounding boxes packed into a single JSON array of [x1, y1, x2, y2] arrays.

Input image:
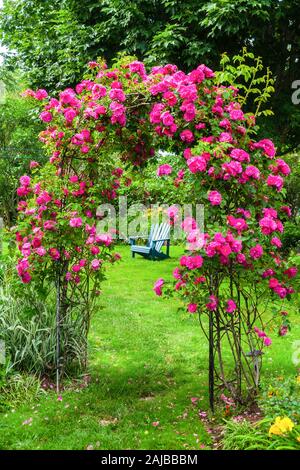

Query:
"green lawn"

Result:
[[0, 245, 299, 450]]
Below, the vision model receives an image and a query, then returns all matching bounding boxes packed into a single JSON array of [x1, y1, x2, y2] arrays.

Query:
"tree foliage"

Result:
[[0, 0, 299, 151], [0, 70, 44, 225]]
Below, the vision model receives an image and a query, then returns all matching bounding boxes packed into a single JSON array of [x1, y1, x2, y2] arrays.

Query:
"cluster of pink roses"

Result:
[[17, 59, 296, 353], [16, 161, 121, 286]]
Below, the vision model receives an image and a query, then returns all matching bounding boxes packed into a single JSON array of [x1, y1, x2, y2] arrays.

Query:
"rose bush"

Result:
[[15, 57, 297, 400]]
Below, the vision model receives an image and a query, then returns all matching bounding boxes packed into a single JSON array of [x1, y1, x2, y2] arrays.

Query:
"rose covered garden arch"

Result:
[[15, 57, 297, 409]]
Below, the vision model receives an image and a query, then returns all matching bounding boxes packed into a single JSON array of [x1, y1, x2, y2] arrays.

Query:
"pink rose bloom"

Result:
[[153, 278, 164, 296], [29, 161, 39, 169], [35, 89, 48, 100], [69, 175, 79, 183], [245, 165, 260, 179], [249, 244, 263, 260], [264, 337, 272, 347], [219, 118, 231, 129], [91, 259, 101, 270], [167, 205, 179, 219], [181, 217, 197, 232], [92, 83, 107, 97], [187, 156, 207, 173], [72, 265, 81, 273], [90, 246, 100, 255], [96, 234, 113, 246], [281, 206, 292, 217], [129, 61, 147, 78], [187, 303, 198, 313], [254, 326, 266, 338], [267, 174, 284, 191], [222, 161, 243, 177], [230, 149, 250, 162], [60, 88, 76, 105], [49, 248, 60, 260], [253, 139, 276, 158], [274, 285, 288, 298], [21, 242, 31, 257], [81, 145, 90, 154], [157, 164, 172, 176], [36, 247, 47, 256], [208, 190, 222, 206], [227, 215, 248, 233], [269, 277, 279, 289], [40, 111, 53, 123], [284, 267, 298, 279], [70, 217, 83, 228], [109, 88, 126, 102], [229, 109, 245, 120], [173, 267, 181, 280], [271, 237, 282, 248], [163, 91, 177, 106], [263, 208, 277, 218], [21, 272, 32, 284], [178, 83, 198, 101], [206, 295, 218, 311], [184, 255, 203, 270], [219, 132, 232, 143], [272, 159, 291, 176], [262, 268, 275, 278], [161, 111, 174, 127], [64, 108, 77, 123], [226, 299, 237, 314], [36, 190, 51, 205], [20, 175, 31, 186], [279, 325, 288, 337], [187, 229, 205, 250], [44, 220, 56, 231], [180, 129, 194, 143], [259, 216, 277, 235]]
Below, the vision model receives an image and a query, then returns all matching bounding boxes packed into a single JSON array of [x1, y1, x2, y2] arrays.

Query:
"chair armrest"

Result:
[[129, 235, 148, 245], [130, 236, 148, 239], [152, 238, 170, 242]]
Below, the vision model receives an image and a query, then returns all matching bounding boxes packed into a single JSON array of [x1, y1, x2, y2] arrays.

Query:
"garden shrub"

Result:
[[259, 376, 300, 423], [222, 375, 300, 449], [0, 84, 45, 226], [0, 282, 86, 376], [0, 255, 86, 375], [0, 371, 44, 411], [222, 417, 300, 450]]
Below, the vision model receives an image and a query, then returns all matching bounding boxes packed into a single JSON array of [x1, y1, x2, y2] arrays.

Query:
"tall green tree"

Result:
[[0, 70, 44, 225], [0, 0, 299, 151]]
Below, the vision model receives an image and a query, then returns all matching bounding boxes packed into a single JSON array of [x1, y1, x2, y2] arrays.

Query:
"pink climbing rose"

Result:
[[206, 295, 218, 311], [187, 303, 198, 313], [153, 278, 164, 296], [208, 190, 222, 206], [70, 217, 83, 228], [249, 244, 263, 260], [157, 164, 172, 176], [226, 299, 237, 314]]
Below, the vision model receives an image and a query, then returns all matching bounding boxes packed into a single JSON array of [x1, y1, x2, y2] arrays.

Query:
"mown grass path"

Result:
[[0, 245, 299, 450], [0, 246, 212, 450]]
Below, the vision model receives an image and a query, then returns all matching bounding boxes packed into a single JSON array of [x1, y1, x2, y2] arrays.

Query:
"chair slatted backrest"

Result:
[[153, 222, 170, 253], [149, 223, 160, 246], [147, 224, 156, 247]]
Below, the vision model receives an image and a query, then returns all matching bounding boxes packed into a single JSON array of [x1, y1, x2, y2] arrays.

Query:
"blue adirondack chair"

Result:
[[130, 223, 170, 260]]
